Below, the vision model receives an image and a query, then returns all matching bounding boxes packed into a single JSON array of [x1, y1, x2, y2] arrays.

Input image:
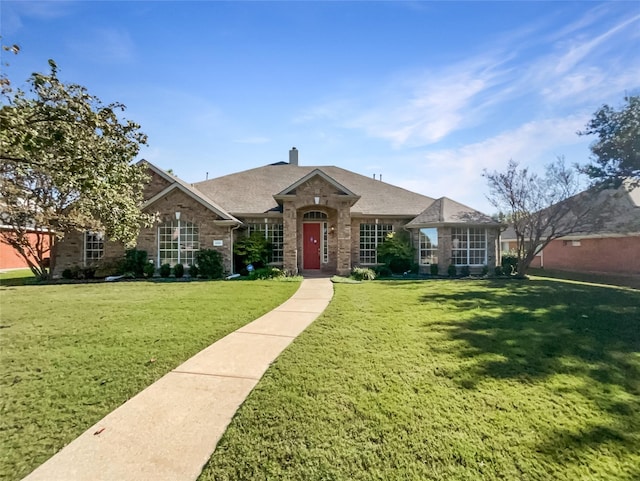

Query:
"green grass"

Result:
[[0, 269, 36, 287], [200, 279, 640, 481], [0, 280, 300, 481]]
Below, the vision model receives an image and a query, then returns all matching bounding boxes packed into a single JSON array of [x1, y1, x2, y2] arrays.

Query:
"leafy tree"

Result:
[[484, 158, 606, 277], [578, 95, 640, 187], [234, 231, 272, 267], [377, 230, 415, 273], [0, 60, 152, 279]]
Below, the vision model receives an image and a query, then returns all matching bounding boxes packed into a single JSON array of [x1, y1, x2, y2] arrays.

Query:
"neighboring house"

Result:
[[53, 148, 501, 277], [501, 182, 640, 275], [0, 224, 52, 271]]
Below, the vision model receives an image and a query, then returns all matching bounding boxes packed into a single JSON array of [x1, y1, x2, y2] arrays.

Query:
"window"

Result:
[[451, 227, 487, 266], [84, 232, 104, 264], [303, 211, 328, 220], [158, 220, 199, 266], [359, 223, 393, 264], [419, 228, 438, 265], [247, 222, 284, 263]]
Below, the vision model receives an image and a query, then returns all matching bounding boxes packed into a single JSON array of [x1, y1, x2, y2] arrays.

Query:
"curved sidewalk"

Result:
[[23, 277, 334, 481]]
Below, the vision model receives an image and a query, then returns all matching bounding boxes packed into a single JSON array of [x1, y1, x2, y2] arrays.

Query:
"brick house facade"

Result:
[[53, 149, 501, 277]]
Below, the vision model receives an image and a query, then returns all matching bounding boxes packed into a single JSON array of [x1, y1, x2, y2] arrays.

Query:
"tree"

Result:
[[484, 158, 605, 277], [578, 95, 640, 187], [0, 60, 152, 279], [377, 231, 415, 273]]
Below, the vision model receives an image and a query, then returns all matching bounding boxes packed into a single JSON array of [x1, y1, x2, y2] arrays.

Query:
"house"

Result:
[[53, 148, 501, 277], [0, 224, 52, 271], [501, 182, 640, 275]]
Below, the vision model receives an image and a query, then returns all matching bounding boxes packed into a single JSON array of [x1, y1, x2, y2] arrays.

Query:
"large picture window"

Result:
[[359, 223, 393, 264], [84, 232, 104, 265], [419, 228, 438, 265], [158, 220, 199, 266], [247, 222, 284, 263], [451, 227, 486, 265]]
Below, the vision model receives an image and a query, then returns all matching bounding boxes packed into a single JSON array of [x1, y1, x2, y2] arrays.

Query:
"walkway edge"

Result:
[[22, 278, 334, 481]]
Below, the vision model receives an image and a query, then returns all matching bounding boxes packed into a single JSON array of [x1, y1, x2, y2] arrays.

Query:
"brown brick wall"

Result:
[[140, 188, 234, 273], [142, 169, 173, 200], [539, 236, 640, 274]]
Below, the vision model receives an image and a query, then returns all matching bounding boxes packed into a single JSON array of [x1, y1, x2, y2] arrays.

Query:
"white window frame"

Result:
[[359, 222, 393, 265], [418, 228, 438, 265], [451, 227, 487, 266], [247, 222, 284, 264], [158, 220, 199, 266], [84, 231, 104, 265]]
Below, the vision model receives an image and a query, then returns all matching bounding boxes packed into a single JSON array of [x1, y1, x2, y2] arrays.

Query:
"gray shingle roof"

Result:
[[501, 182, 640, 240], [405, 197, 499, 227], [193, 164, 435, 216]]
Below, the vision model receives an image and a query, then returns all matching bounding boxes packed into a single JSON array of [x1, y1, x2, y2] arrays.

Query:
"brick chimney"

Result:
[[289, 147, 298, 166]]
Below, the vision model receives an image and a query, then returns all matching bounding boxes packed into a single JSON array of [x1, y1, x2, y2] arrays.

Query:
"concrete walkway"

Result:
[[23, 277, 334, 481]]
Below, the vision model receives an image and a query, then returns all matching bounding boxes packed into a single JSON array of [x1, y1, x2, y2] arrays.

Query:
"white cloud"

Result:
[[69, 28, 135, 64], [386, 115, 591, 214]]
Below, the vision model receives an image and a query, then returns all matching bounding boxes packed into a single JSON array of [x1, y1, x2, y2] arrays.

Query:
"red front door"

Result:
[[303, 223, 321, 269]]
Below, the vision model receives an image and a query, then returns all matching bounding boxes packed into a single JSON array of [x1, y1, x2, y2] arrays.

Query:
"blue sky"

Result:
[[2, 1, 639, 214]]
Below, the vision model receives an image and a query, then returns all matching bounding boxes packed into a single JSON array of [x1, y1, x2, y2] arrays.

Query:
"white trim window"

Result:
[[247, 222, 284, 263], [451, 227, 487, 266], [359, 222, 393, 264], [84, 232, 104, 265], [158, 220, 199, 266], [419, 228, 438, 265]]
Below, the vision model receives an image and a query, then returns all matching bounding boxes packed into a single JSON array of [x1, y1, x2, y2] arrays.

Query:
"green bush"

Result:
[[374, 265, 393, 277], [174, 263, 185, 278], [195, 249, 224, 279], [351, 267, 376, 281], [234, 232, 272, 267], [188, 264, 199, 278], [502, 252, 518, 275], [461, 265, 471, 277], [249, 267, 286, 280], [447, 264, 457, 277], [61, 265, 96, 280], [377, 231, 415, 274], [159, 263, 171, 278], [143, 263, 155, 278], [494, 265, 504, 276], [410, 263, 419, 274], [430, 264, 439, 276], [121, 249, 148, 278], [481, 265, 489, 276]]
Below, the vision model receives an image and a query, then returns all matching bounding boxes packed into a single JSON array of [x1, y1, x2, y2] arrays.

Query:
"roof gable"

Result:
[[406, 197, 498, 227], [139, 160, 240, 223], [276, 169, 358, 197]]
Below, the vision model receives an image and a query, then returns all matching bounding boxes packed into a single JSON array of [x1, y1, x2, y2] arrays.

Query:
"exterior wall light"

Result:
[[175, 211, 181, 220]]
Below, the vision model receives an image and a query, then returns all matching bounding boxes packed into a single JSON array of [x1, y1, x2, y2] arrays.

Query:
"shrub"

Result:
[[143, 262, 155, 278], [410, 263, 419, 274], [249, 267, 286, 280], [502, 251, 518, 275], [173, 263, 185, 278], [188, 264, 199, 278], [447, 264, 457, 277], [481, 265, 489, 276], [195, 249, 224, 279], [94, 260, 121, 278], [159, 263, 171, 278], [351, 267, 376, 281], [377, 231, 415, 274], [61, 268, 74, 280], [121, 249, 148, 278], [374, 265, 393, 278], [430, 264, 439, 276], [460, 265, 471, 277], [494, 265, 504, 276], [234, 232, 272, 267]]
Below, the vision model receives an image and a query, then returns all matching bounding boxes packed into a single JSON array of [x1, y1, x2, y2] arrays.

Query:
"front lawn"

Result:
[[200, 279, 640, 481], [0, 280, 300, 481]]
